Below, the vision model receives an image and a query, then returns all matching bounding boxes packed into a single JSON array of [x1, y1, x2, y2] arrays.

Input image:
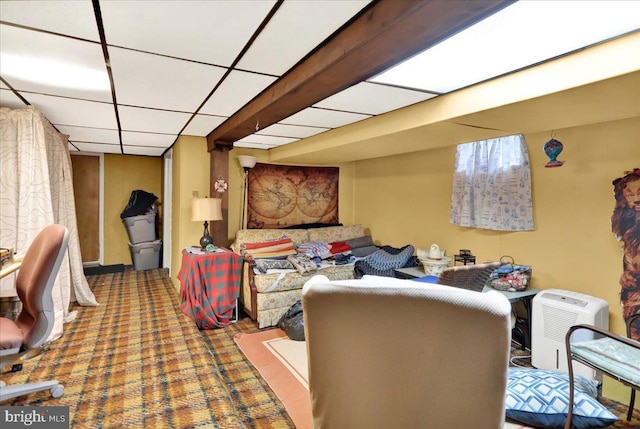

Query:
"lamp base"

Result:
[[200, 221, 213, 249], [200, 234, 213, 249]]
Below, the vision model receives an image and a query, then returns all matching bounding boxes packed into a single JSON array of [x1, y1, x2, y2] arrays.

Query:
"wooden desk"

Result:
[[178, 249, 243, 329]]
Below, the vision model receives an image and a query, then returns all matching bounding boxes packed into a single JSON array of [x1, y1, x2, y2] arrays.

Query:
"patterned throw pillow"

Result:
[[505, 368, 618, 429], [254, 259, 294, 274]]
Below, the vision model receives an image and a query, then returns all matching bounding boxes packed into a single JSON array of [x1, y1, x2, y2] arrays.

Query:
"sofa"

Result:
[[233, 224, 370, 328]]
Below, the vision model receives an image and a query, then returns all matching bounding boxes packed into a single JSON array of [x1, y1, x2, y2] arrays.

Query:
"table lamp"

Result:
[[191, 197, 222, 248]]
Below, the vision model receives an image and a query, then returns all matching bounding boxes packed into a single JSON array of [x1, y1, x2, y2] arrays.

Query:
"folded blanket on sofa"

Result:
[[354, 245, 415, 278], [242, 236, 296, 259], [287, 254, 318, 275]]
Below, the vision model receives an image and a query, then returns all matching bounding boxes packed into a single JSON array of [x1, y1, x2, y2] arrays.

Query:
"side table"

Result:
[[178, 248, 243, 329]]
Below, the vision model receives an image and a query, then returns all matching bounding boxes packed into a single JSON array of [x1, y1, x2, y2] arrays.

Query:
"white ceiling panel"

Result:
[[282, 107, 371, 128], [25, 93, 117, 129], [238, 0, 371, 75], [199, 70, 277, 117], [256, 123, 329, 139], [121, 131, 176, 147], [234, 141, 276, 150], [182, 114, 227, 137], [122, 145, 166, 157], [108, 47, 226, 112], [0, 89, 27, 110], [0, 25, 111, 101], [56, 125, 120, 145], [316, 82, 437, 115], [118, 106, 191, 134], [236, 134, 298, 147], [0, 0, 100, 41], [70, 142, 121, 154], [100, 1, 276, 66]]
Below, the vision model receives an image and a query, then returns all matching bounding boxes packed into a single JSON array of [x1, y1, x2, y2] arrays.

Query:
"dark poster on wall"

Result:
[[246, 163, 339, 229], [612, 168, 640, 340]]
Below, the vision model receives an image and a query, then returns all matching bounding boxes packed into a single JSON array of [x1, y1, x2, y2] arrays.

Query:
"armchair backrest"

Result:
[[15, 224, 69, 349], [302, 275, 512, 429]]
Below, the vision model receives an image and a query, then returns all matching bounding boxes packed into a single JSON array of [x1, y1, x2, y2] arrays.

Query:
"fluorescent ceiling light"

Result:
[[371, 1, 640, 93], [0, 53, 110, 91]]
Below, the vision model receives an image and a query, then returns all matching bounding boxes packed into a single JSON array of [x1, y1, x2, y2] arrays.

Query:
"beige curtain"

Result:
[[0, 106, 98, 341]]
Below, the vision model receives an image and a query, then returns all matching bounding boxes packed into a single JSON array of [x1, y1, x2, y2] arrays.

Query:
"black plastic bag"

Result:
[[120, 190, 159, 219], [277, 300, 305, 341]]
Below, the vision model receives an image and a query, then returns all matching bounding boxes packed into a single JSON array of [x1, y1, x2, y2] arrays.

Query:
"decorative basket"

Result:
[[488, 255, 532, 291]]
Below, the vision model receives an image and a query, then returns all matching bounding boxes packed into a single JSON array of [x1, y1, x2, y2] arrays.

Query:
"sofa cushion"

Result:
[[253, 265, 356, 293], [307, 224, 365, 243], [235, 228, 310, 250]]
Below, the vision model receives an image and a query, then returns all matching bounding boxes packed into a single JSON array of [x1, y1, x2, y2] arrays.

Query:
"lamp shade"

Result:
[[238, 155, 258, 169], [191, 198, 222, 222]]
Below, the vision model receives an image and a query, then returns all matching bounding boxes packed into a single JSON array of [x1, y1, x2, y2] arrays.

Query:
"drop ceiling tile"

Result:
[[282, 107, 370, 128], [199, 70, 277, 116], [0, 88, 27, 110], [316, 82, 437, 115], [236, 134, 298, 146], [182, 114, 227, 137], [109, 47, 226, 112], [118, 106, 191, 134], [24, 93, 117, 129], [122, 146, 166, 157], [100, 1, 276, 66], [234, 141, 276, 150], [0, 1, 100, 41], [238, 0, 371, 75], [121, 131, 176, 147], [256, 123, 329, 139], [71, 142, 122, 154], [56, 125, 120, 145], [0, 25, 111, 101]]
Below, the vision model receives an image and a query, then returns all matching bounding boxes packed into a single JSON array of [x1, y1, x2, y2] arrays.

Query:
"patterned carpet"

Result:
[[0, 269, 246, 428], [1, 268, 637, 428]]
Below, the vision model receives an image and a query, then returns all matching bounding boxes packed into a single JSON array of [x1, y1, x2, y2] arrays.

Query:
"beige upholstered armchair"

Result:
[[302, 275, 512, 429]]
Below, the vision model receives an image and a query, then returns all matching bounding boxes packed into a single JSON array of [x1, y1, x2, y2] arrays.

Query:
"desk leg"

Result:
[[523, 297, 533, 350]]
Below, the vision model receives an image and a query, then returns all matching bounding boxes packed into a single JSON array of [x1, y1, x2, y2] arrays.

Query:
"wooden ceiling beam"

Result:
[[207, 0, 514, 151]]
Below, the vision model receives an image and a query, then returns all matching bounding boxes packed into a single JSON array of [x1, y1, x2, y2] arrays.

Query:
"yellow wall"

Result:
[[103, 154, 163, 265], [353, 117, 639, 402], [355, 116, 639, 335], [170, 135, 211, 289]]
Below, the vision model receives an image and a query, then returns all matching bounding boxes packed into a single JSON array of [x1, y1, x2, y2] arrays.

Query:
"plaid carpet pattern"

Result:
[[0, 269, 244, 428], [199, 320, 295, 428]]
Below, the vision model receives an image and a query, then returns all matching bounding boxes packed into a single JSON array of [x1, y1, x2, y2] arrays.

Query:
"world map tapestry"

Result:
[[246, 163, 339, 229]]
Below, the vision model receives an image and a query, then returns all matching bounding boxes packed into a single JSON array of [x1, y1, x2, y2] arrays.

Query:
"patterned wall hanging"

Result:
[[611, 167, 640, 340], [246, 163, 339, 229]]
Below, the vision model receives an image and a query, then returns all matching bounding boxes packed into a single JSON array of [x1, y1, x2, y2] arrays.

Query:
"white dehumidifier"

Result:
[[531, 289, 609, 381]]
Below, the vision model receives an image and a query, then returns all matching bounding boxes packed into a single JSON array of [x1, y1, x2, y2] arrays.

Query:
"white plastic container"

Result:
[[129, 240, 162, 271], [123, 214, 156, 244], [419, 256, 451, 276]]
